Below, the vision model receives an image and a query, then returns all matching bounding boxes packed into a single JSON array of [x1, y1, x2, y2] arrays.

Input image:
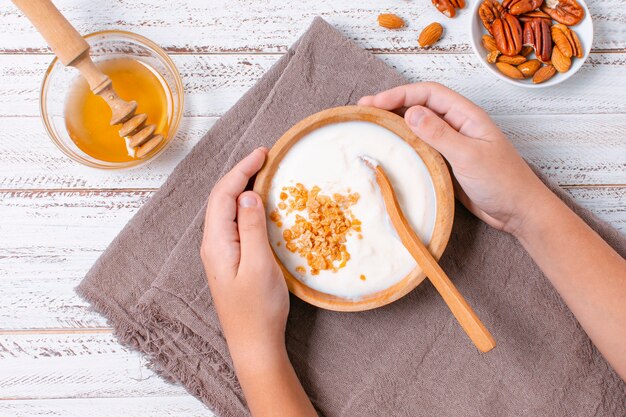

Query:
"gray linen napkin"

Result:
[[78, 18, 626, 417]]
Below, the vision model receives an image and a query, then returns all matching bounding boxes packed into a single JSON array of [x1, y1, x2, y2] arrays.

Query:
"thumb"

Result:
[[404, 105, 471, 164], [236, 191, 274, 270]]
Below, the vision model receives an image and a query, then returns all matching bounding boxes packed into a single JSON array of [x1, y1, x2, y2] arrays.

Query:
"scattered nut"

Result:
[[517, 59, 542, 77], [418, 22, 444, 47], [497, 54, 527, 65], [532, 64, 557, 83], [377, 13, 405, 29], [432, 0, 466, 18], [541, 0, 584, 26], [496, 62, 525, 79], [551, 44, 572, 73]]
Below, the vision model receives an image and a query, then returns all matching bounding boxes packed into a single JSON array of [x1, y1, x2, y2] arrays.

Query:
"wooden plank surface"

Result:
[[0, 397, 211, 416], [0, 114, 623, 190], [0, 186, 623, 331], [0, 0, 624, 413], [2, 54, 625, 118], [0, 0, 624, 53], [0, 333, 194, 400]]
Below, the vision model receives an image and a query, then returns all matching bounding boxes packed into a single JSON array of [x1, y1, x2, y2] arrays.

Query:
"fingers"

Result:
[[359, 82, 494, 136], [202, 148, 268, 278], [404, 105, 474, 165], [236, 191, 275, 272], [205, 147, 267, 235]]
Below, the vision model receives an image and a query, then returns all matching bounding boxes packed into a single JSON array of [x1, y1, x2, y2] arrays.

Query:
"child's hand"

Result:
[[201, 149, 317, 416], [359, 82, 550, 236], [201, 148, 289, 360]]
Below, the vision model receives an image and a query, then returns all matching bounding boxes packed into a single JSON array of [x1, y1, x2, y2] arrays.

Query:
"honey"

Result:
[[64, 58, 171, 162]]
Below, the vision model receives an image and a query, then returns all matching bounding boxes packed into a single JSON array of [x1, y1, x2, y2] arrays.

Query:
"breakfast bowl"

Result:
[[469, 0, 593, 88], [253, 106, 455, 312], [41, 30, 184, 169]]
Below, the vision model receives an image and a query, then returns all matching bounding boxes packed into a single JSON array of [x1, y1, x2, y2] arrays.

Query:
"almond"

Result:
[[497, 55, 527, 65], [551, 45, 571, 73], [517, 59, 541, 78], [378, 14, 405, 29], [482, 34, 498, 52], [418, 22, 444, 47], [532, 64, 557, 84], [495, 62, 525, 80]]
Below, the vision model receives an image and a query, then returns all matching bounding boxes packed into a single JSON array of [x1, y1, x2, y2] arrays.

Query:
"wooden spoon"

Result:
[[362, 157, 496, 353], [12, 0, 163, 158]]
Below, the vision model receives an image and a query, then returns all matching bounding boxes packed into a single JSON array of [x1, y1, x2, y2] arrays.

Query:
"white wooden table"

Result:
[[0, 1, 624, 415]]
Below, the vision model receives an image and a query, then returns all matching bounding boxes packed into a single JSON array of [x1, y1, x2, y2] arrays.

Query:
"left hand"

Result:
[[200, 147, 289, 360]]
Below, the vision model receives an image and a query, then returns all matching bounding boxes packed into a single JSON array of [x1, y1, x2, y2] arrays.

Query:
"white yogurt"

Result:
[[267, 121, 436, 299]]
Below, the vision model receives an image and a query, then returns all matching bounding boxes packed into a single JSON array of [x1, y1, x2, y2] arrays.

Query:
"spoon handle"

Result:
[[374, 164, 496, 353]]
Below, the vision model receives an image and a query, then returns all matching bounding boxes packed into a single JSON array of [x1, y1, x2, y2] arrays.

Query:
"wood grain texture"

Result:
[[0, 333, 201, 400], [2, 54, 626, 118], [0, 187, 623, 331], [0, 0, 624, 411], [0, 115, 623, 190], [0, 0, 624, 53], [0, 398, 211, 417]]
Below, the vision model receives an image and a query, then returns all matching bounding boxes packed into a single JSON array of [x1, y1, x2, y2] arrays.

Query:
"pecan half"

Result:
[[523, 18, 552, 62], [551, 24, 573, 58], [432, 0, 466, 18], [492, 13, 523, 56], [541, 0, 584, 26], [479, 0, 504, 33], [520, 45, 534, 56], [553, 23, 583, 58], [518, 10, 551, 23], [567, 28, 583, 58], [497, 54, 527, 65], [503, 0, 544, 15]]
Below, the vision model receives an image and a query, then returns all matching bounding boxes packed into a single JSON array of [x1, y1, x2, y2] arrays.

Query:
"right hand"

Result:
[[359, 82, 552, 236]]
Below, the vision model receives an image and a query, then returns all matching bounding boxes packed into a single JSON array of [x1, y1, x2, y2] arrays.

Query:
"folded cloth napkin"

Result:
[[78, 18, 625, 417]]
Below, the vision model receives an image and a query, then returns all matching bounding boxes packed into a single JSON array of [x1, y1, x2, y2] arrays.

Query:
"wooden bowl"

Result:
[[253, 106, 455, 311]]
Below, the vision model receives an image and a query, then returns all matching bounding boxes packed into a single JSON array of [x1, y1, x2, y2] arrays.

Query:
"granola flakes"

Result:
[[270, 183, 361, 276]]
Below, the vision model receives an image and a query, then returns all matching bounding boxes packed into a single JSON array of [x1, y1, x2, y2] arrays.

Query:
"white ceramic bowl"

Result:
[[469, 0, 593, 88]]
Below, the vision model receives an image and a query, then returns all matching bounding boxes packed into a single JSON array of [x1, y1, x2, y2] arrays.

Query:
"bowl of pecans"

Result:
[[253, 106, 455, 311], [469, 0, 593, 87]]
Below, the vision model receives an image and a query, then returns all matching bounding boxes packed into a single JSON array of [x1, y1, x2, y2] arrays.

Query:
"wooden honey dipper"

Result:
[[13, 0, 164, 158]]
